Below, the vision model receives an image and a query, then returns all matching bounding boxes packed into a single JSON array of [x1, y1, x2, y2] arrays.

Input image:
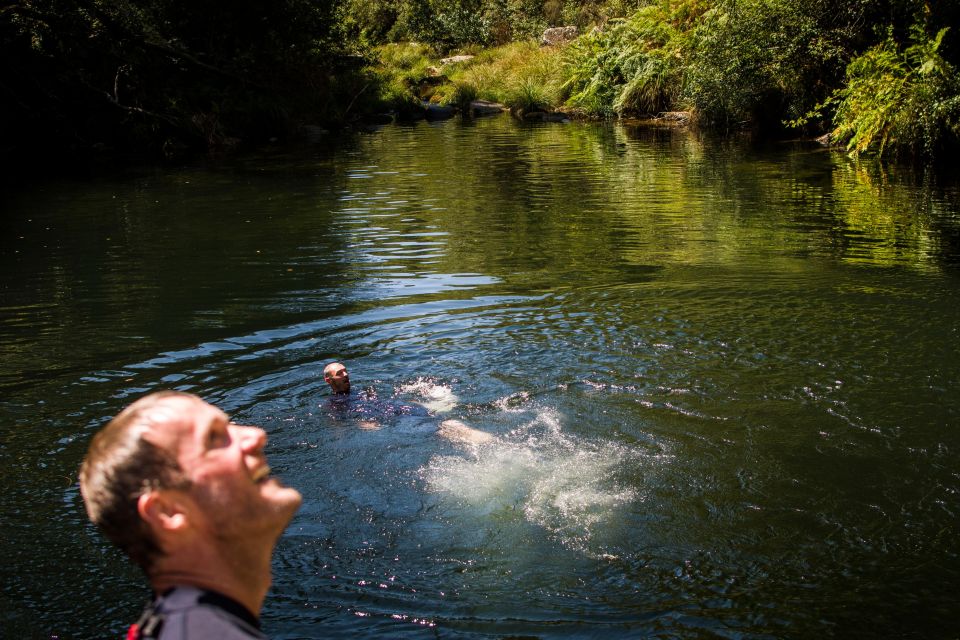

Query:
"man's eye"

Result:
[[208, 430, 230, 448]]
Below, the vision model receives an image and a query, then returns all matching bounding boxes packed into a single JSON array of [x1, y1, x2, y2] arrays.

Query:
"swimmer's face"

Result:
[[323, 362, 350, 394]]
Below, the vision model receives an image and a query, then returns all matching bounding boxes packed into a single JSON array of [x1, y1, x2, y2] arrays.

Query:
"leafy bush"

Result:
[[831, 26, 960, 157], [484, 0, 549, 44], [1, 0, 343, 153], [345, 0, 497, 49], [434, 5, 493, 48], [562, 1, 700, 116], [561, 23, 624, 115], [684, 0, 847, 131]]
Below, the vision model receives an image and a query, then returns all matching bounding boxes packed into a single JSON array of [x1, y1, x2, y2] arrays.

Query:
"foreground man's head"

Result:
[[79, 391, 302, 615]]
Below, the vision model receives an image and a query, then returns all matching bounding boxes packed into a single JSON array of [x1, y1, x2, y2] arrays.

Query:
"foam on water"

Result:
[[421, 407, 642, 549], [395, 378, 459, 413]]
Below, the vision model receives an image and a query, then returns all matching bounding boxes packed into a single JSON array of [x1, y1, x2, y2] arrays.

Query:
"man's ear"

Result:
[[138, 490, 189, 533]]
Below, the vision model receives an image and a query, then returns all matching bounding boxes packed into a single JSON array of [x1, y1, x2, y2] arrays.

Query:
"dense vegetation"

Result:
[[2, 0, 958, 160], [1, 0, 347, 156]]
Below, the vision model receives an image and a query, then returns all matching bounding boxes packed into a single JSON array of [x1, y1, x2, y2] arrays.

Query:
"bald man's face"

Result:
[[143, 395, 301, 540], [324, 363, 350, 394]]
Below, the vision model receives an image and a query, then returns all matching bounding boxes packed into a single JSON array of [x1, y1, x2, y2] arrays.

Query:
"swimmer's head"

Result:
[[323, 362, 351, 394]]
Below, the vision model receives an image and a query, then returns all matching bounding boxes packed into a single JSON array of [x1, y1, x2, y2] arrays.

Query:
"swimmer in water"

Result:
[[323, 361, 492, 444], [323, 361, 388, 429]]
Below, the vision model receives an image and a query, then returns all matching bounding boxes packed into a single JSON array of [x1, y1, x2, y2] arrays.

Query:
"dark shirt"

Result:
[[130, 586, 265, 640]]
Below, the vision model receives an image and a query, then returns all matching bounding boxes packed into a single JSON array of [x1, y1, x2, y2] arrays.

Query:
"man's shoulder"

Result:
[[140, 586, 267, 640], [159, 605, 266, 640]]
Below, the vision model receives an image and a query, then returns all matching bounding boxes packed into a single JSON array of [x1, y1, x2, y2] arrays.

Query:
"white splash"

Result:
[[395, 378, 459, 413], [421, 408, 641, 547]]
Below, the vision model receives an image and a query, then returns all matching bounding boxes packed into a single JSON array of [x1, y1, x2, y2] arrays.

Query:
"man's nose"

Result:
[[236, 425, 267, 453]]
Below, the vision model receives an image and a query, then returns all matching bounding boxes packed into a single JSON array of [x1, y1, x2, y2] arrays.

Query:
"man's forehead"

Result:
[[138, 396, 220, 449], [142, 403, 186, 427]]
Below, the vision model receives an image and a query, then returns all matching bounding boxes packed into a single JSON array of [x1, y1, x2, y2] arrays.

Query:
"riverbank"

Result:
[[361, 4, 960, 162], [362, 40, 705, 125], [3, 0, 957, 164]]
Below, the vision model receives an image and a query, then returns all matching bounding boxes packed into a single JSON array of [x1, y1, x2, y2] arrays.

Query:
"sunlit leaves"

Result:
[[831, 27, 960, 157]]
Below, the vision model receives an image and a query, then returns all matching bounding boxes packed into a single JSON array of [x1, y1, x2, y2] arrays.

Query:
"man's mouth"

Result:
[[252, 465, 271, 483]]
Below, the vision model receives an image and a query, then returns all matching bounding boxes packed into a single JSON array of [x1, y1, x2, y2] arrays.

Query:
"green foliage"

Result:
[[484, 0, 549, 44], [337, 0, 401, 46], [376, 41, 436, 78], [551, 0, 959, 155], [342, 0, 499, 49], [5, 0, 960, 159], [1, 0, 344, 154], [450, 41, 565, 107], [832, 34, 910, 156], [560, 0, 645, 26], [612, 2, 695, 113], [561, 24, 624, 115], [684, 0, 848, 130], [562, 1, 700, 116], [339, 0, 646, 48], [360, 39, 566, 115], [434, 4, 494, 48], [503, 77, 554, 112], [831, 26, 960, 157], [368, 42, 436, 113], [431, 81, 480, 108]]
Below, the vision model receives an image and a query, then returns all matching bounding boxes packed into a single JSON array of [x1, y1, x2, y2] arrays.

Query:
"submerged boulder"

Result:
[[470, 100, 506, 117], [520, 110, 570, 123], [424, 102, 457, 120]]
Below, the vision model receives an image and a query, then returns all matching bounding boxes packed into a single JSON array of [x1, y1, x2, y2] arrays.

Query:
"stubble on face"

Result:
[[145, 396, 302, 542]]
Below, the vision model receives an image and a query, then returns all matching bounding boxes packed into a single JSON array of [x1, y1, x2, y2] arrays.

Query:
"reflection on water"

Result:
[[2, 117, 960, 638]]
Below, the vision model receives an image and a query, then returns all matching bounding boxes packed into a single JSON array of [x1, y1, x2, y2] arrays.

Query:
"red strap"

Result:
[[126, 623, 139, 640]]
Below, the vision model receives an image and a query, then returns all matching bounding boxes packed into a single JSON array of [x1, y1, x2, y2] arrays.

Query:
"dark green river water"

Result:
[[2, 117, 960, 638]]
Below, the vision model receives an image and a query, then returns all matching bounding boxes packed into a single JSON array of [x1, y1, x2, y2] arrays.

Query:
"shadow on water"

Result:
[[2, 117, 960, 638]]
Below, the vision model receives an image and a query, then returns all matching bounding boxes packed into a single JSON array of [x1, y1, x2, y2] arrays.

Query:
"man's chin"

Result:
[[258, 477, 302, 509], [274, 485, 303, 512]]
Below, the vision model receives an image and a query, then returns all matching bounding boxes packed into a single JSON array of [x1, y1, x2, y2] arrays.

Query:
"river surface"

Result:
[[2, 116, 960, 639]]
